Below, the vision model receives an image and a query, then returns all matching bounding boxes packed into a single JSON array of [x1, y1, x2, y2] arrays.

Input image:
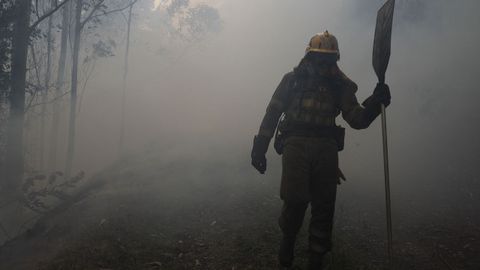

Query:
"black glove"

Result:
[[373, 83, 391, 107], [251, 135, 269, 174], [362, 83, 391, 108], [361, 83, 391, 123]]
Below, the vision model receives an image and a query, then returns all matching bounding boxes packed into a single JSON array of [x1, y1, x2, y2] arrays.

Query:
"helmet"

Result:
[[305, 31, 340, 60]]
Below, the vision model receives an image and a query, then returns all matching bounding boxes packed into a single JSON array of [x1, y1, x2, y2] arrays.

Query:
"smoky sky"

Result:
[[66, 0, 480, 210]]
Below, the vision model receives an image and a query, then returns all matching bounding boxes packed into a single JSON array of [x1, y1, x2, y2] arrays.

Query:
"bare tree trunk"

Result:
[[118, 3, 134, 155], [4, 0, 31, 190], [48, 1, 70, 171], [39, 1, 54, 171], [65, 0, 82, 179]]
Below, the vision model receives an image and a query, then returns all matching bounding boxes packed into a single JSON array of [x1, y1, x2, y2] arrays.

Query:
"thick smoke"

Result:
[[1, 0, 479, 267], [70, 0, 480, 224]]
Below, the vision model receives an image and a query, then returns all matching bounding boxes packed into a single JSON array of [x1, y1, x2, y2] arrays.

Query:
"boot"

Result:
[[308, 252, 331, 270], [278, 236, 295, 268]]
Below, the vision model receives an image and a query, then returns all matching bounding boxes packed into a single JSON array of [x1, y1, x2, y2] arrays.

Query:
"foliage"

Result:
[[180, 4, 222, 39], [78, 0, 137, 71], [165, 0, 222, 40], [0, 0, 14, 99], [166, 0, 189, 16], [22, 171, 86, 213], [84, 39, 116, 64], [0, 0, 14, 184], [139, 0, 223, 57]]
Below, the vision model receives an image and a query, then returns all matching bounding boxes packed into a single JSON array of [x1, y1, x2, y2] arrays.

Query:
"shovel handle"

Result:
[[381, 103, 393, 263]]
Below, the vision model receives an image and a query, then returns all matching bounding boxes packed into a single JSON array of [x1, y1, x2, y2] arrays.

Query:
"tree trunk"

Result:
[[39, 1, 54, 171], [48, 1, 70, 171], [65, 0, 82, 179], [118, 3, 134, 155], [4, 0, 31, 190]]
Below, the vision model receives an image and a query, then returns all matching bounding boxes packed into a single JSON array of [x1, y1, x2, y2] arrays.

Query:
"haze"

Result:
[[0, 0, 479, 269]]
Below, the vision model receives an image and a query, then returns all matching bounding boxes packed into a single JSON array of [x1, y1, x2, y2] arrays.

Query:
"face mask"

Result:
[[308, 53, 338, 66]]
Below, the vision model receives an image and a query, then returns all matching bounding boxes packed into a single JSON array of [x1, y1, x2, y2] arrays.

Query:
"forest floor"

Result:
[[0, 150, 478, 270]]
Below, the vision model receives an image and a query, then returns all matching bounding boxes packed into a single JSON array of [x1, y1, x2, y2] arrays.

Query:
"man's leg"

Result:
[[278, 137, 311, 267], [278, 201, 308, 267], [308, 139, 338, 269], [308, 180, 337, 269]]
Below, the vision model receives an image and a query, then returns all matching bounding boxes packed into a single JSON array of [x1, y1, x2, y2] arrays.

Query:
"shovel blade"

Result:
[[373, 0, 395, 83]]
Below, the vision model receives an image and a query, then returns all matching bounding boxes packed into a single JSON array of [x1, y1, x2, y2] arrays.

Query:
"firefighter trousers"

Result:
[[278, 136, 338, 254]]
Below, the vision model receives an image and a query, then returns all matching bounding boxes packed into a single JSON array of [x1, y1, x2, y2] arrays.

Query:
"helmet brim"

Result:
[[306, 48, 339, 54]]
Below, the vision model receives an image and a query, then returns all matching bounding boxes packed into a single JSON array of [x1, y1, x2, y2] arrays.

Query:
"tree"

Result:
[[0, 0, 14, 96], [48, 1, 71, 171], [118, 1, 135, 154], [64, 0, 138, 179], [3, 0, 71, 191], [38, 0, 56, 170], [4, 0, 32, 191], [64, 0, 83, 180], [0, 0, 15, 181]]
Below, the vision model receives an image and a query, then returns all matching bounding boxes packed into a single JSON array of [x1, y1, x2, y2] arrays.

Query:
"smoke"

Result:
[[64, 0, 480, 223]]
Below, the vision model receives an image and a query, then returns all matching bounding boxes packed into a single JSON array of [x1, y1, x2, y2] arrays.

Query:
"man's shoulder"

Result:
[[333, 69, 358, 93], [277, 71, 297, 90], [282, 71, 296, 82]]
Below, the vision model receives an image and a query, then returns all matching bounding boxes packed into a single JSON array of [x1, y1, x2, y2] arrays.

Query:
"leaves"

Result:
[[0, 0, 14, 96], [148, 0, 223, 48], [92, 40, 116, 58], [21, 171, 86, 213], [166, 0, 190, 16], [183, 4, 222, 37]]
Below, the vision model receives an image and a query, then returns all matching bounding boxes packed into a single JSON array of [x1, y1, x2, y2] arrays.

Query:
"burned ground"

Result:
[[0, 148, 478, 270]]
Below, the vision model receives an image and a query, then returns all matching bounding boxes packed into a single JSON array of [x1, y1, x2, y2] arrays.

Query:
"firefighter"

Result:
[[251, 31, 391, 269]]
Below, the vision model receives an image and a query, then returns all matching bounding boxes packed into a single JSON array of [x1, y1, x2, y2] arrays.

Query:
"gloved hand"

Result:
[[373, 83, 391, 107], [251, 135, 269, 174], [361, 83, 391, 123]]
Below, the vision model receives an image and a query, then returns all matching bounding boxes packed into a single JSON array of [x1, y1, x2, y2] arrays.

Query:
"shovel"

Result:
[[372, 0, 395, 264]]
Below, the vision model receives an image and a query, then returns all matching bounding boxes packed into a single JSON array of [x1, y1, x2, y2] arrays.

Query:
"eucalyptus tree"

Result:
[[38, 0, 57, 171], [48, 1, 72, 171], [0, 0, 14, 96], [3, 0, 71, 191], [64, 0, 139, 179], [0, 0, 15, 181], [118, 0, 136, 154]]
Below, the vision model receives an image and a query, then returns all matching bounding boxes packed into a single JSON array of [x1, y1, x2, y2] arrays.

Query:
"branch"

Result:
[[78, 58, 97, 114], [27, 90, 70, 110], [25, 44, 42, 113], [29, 45, 43, 89], [29, 0, 72, 32], [87, 0, 138, 22], [24, 86, 39, 113], [26, 44, 44, 112], [34, 0, 41, 22], [80, 0, 107, 29]]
